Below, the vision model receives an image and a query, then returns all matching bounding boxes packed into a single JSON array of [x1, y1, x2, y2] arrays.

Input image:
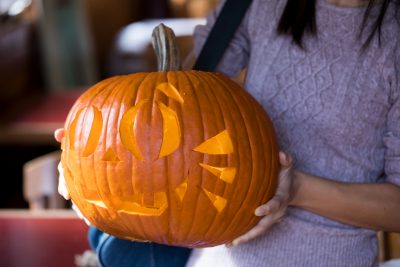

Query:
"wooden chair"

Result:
[[21, 152, 97, 266], [22, 151, 66, 209], [379, 231, 400, 264]]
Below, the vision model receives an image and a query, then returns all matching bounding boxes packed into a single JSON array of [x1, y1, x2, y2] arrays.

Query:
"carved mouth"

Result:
[[84, 192, 168, 217], [78, 179, 188, 217]]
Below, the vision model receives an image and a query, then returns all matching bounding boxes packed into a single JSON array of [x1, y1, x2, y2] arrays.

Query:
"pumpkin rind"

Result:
[[61, 70, 279, 247]]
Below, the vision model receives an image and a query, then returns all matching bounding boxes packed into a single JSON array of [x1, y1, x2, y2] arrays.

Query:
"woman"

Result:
[[56, 0, 400, 266], [185, 0, 400, 266]]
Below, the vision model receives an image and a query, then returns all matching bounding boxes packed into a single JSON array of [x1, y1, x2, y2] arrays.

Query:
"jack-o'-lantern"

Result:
[[61, 24, 279, 248]]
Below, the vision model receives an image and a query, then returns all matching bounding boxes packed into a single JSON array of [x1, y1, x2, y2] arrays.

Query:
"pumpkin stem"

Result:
[[151, 23, 182, 72]]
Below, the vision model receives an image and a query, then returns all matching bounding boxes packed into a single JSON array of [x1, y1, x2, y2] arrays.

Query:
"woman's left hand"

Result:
[[228, 151, 295, 247]]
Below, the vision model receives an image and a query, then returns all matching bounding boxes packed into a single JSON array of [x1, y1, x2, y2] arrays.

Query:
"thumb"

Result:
[[72, 202, 92, 226], [279, 151, 293, 167], [54, 128, 65, 143]]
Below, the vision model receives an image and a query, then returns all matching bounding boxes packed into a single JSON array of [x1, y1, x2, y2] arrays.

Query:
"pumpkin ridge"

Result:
[[250, 97, 273, 224], [100, 76, 136, 235], [189, 71, 227, 246], [209, 73, 258, 241], [191, 72, 221, 243], [164, 115, 171, 244], [164, 72, 176, 243], [247, 82, 279, 212], [150, 72, 171, 243], [191, 71, 231, 244], [74, 77, 118, 218], [200, 73, 248, 244], [178, 70, 206, 245], [109, 75, 143, 236], [158, 71, 171, 244], [169, 71, 186, 244], [120, 74, 147, 237], [229, 77, 278, 239], [166, 72, 186, 186], [226, 76, 269, 240], [134, 72, 160, 241], [242, 88, 275, 237], [250, 91, 278, 223], [92, 76, 134, 237], [165, 71, 181, 244], [123, 73, 148, 205], [114, 74, 149, 238]]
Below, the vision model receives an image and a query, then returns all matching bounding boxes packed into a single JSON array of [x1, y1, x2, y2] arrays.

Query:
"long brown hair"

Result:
[[277, 0, 396, 48]]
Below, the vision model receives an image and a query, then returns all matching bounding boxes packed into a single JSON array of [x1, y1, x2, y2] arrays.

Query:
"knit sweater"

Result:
[[186, 0, 400, 266]]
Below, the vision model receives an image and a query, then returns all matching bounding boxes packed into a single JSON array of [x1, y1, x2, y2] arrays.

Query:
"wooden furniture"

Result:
[[23, 151, 65, 209], [381, 232, 400, 260], [0, 89, 83, 145], [0, 90, 82, 208], [0, 19, 42, 115], [34, 0, 98, 89], [0, 210, 90, 267]]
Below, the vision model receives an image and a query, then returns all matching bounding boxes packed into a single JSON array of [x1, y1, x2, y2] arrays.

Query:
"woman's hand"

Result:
[[228, 151, 295, 247], [54, 128, 70, 200], [54, 128, 91, 226]]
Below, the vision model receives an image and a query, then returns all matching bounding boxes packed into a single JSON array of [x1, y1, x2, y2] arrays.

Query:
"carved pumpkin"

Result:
[[61, 24, 279, 247]]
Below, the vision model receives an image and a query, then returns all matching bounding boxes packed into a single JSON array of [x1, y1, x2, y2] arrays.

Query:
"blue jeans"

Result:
[[88, 227, 192, 267]]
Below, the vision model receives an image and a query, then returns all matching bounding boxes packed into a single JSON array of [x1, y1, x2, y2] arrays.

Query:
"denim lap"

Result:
[[88, 227, 192, 267]]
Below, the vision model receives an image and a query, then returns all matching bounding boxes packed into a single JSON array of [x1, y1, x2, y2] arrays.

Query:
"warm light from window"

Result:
[[8, 0, 31, 16], [169, 0, 219, 18]]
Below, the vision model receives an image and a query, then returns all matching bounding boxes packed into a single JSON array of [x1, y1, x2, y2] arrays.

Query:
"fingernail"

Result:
[[232, 240, 240, 247], [255, 207, 267, 216]]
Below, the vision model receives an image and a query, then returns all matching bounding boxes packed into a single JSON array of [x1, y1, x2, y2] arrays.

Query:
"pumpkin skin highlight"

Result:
[[61, 70, 279, 248]]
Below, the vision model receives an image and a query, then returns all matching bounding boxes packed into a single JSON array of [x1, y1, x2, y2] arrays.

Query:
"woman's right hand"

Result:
[[54, 128, 70, 200], [54, 128, 91, 226]]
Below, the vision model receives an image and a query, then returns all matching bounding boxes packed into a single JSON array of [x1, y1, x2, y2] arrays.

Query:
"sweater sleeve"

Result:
[[383, 48, 400, 186], [192, 0, 251, 77]]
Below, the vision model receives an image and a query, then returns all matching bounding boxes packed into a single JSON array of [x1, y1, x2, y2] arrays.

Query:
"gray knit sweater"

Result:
[[186, 0, 400, 266]]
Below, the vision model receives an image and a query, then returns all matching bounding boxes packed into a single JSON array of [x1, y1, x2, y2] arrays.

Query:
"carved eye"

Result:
[[119, 100, 147, 160], [68, 82, 188, 217], [194, 130, 236, 212], [119, 82, 183, 160], [68, 106, 103, 157]]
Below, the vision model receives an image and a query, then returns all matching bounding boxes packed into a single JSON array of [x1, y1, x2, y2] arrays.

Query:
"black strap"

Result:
[[193, 0, 253, 72]]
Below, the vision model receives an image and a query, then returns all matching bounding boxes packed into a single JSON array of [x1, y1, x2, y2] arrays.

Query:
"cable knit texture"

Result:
[[186, 0, 400, 266]]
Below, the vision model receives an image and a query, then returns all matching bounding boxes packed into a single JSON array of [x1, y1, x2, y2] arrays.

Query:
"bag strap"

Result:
[[193, 0, 253, 72]]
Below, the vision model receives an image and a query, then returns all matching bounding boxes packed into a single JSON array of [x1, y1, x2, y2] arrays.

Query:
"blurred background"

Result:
[[0, 0, 214, 210], [0, 0, 398, 266], [0, 1, 212, 266]]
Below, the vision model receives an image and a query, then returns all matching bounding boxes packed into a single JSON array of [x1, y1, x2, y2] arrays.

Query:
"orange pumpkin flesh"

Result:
[[61, 25, 279, 248], [61, 71, 279, 247]]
